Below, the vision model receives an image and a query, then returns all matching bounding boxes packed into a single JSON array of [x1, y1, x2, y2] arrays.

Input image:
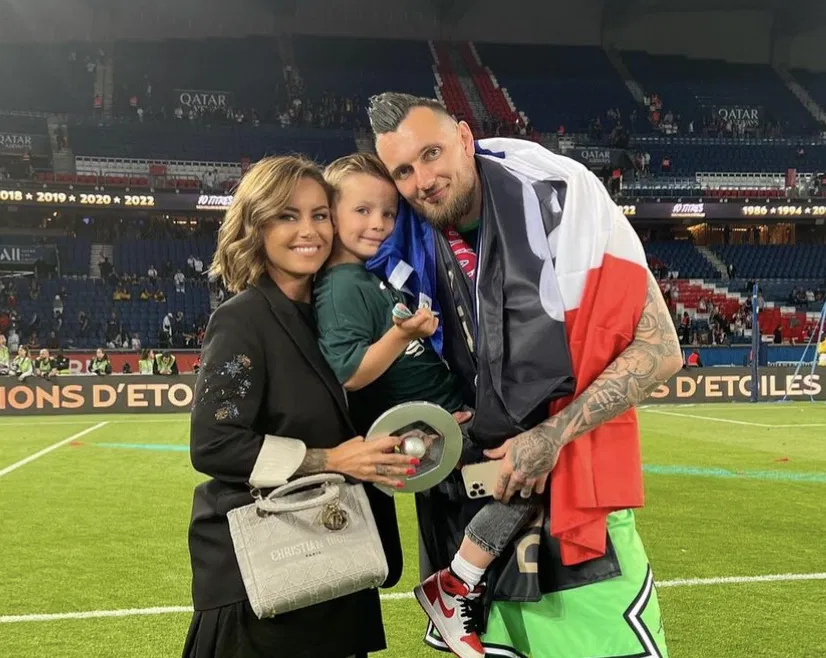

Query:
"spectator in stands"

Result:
[[0, 335, 9, 375], [153, 288, 166, 303], [193, 255, 204, 277], [685, 349, 703, 368], [174, 270, 186, 293], [105, 312, 121, 346], [774, 326, 783, 344], [28, 331, 40, 349], [11, 346, 33, 381], [99, 257, 113, 280], [139, 288, 151, 301], [148, 265, 157, 283], [733, 314, 745, 338], [89, 348, 112, 376], [113, 283, 131, 301], [130, 333, 141, 351], [29, 279, 40, 301], [184, 154, 403, 658], [77, 311, 90, 338], [46, 331, 60, 350], [161, 312, 174, 344], [7, 326, 19, 352]]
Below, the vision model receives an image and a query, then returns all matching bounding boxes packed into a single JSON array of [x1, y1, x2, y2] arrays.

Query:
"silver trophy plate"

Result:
[[366, 401, 462, 495]]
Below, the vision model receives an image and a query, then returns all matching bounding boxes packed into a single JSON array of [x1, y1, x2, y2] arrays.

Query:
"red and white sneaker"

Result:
[[414, 568, 485, 658]]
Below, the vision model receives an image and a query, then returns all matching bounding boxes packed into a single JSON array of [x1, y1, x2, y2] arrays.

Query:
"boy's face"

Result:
[[333, 173, 398, 261]]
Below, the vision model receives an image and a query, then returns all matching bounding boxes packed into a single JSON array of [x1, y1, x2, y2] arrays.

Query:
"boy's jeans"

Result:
[[465, 495, 542, 557]]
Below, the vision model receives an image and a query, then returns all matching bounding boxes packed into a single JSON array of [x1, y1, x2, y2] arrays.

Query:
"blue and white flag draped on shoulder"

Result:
[[364, 141, 506, 355], [365, 190, 443, 354]]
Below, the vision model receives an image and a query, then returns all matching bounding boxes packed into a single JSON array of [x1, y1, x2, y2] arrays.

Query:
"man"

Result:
[[368, 93, 682, 658]]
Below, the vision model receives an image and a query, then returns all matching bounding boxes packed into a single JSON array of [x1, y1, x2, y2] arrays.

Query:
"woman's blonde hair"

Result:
[[210, 155, 331, 293], [323, 152, 394, 200]]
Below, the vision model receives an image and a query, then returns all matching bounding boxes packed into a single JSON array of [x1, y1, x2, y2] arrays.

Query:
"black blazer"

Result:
[[187, 276, 402, 656]]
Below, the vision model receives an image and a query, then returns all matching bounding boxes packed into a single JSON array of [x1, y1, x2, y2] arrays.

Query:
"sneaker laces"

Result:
[[458, 587, 485, 635]]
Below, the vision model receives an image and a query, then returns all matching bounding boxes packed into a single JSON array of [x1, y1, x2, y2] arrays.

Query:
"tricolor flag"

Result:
[[478, 138, 648, 565]]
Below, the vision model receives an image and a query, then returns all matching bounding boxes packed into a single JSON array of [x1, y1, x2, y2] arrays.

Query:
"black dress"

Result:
[[183, 276, 402, 658]]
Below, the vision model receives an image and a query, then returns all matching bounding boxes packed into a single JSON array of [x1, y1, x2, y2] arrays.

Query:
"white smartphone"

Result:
[[460, 461, 501, 499]]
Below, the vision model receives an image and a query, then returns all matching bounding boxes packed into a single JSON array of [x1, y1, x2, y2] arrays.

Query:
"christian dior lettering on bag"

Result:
[[227, 473, 389, 618]]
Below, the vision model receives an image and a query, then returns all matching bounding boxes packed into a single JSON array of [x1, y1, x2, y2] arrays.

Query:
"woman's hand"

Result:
[[328, 435, 420, 489]]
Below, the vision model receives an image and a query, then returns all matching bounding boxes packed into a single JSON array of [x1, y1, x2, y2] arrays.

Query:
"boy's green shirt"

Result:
[[314, 263, 463, 433]]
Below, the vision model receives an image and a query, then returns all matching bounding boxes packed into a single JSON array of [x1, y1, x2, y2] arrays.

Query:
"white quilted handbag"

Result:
[[227, 473, 389, 618]]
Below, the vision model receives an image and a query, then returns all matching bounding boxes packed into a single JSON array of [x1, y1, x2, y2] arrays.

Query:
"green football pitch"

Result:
[[1, 403, 825, 657]]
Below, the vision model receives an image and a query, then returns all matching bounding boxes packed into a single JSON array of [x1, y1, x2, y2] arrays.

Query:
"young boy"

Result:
[[314, 154, 541, 658]]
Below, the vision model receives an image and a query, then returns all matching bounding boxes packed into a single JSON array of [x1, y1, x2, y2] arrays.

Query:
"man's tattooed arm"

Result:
[[505, 270, 683, 490], [293, 449, 329, 476]]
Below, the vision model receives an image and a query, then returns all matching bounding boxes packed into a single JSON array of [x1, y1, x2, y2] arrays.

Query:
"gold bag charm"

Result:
[[320, 500, 349, 531]]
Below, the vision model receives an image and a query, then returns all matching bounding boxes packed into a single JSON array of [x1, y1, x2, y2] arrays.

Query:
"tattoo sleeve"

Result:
[[294, 449, 329, 476], [510, 270, 683, 478]]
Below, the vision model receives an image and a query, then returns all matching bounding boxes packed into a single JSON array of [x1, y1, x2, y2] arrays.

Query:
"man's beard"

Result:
[[414, 179, 476, 230]]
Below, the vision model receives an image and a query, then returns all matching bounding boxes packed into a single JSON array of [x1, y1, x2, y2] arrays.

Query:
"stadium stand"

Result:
[[68, 123, 356, 164], [644, 241, 720, 279], [473, 44, 636, 133], [713, 244, 826, 279], [622, 52, 818, 135], [0, 43, 96, 115], [113, 37, 283, 119], [1, 33, 825, 356], [294, 36, 435, 108]]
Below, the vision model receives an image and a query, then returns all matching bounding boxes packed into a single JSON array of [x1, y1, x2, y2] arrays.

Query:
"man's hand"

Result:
[[480, 270, 683, 504], [483, 419, 563, 503]]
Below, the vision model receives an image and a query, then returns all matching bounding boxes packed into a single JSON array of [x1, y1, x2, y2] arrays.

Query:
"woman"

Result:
[[184, 155, 412, 658], [89, 348, 112, 376], [138, 349, 154, 375], [11, 345, 33, 381]]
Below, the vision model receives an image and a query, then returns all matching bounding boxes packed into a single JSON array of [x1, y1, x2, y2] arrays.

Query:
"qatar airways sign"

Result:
[[174, 89, 235, 112]]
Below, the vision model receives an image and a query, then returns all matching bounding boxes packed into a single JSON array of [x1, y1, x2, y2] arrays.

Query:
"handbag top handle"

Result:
[[256, 473, 346, 515]]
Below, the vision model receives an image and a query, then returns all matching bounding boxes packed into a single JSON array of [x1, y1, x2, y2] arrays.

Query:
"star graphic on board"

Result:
[[113, 196, 121, 204], [804, 208, 812, 214], [25, 193, 33, 200], [69, 195, 76, 202], [770, 208, 777, 214]]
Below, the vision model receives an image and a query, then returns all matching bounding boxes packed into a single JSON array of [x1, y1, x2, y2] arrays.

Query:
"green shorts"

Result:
[[425, 509, 668, 658]]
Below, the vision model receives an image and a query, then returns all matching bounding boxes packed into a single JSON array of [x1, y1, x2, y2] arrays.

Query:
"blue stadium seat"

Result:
[[644, 241, 719, 279], [475, 44, 636, 133]]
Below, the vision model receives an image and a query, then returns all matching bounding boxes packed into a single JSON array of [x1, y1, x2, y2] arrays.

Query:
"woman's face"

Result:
[[263, 177, 333, 283], [18, 347, 27, 358], [96, 349, 104, 359]]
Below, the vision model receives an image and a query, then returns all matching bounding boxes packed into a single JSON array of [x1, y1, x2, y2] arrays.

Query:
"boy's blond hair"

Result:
[[210, 155, 331, 293], [323, 152, 395, 200]]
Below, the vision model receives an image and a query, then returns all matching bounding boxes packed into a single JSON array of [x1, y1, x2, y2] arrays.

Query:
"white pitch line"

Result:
[[0, 418, 189, 429], [656, 572, 826, 588], [2, 572, 825, 623], [641, 409, 826, 428], [643, 409, 772, 426], [0, 421, 109, 479]]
